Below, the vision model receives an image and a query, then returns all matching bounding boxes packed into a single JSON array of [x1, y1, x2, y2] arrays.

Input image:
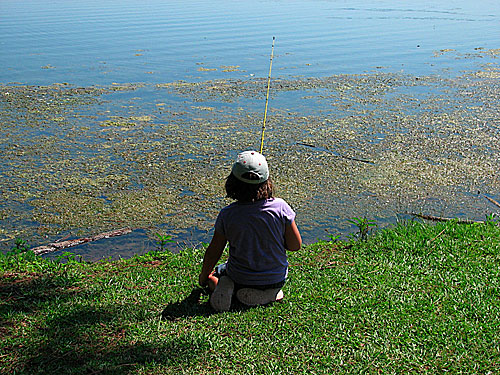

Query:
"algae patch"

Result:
[[1, 54, 499, 247]]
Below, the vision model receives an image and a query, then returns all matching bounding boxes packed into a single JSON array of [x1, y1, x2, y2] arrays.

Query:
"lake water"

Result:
[[1, 0, 499, 260], [2, 0, 499, 84]]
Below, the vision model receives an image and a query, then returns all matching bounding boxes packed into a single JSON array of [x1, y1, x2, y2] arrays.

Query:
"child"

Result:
[[199, 150, 302, 311]]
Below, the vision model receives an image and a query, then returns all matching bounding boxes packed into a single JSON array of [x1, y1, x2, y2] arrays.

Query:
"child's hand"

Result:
[[199, 271, 218, 292], [199, 272, 208, 287], [207, 272, 218, 291]]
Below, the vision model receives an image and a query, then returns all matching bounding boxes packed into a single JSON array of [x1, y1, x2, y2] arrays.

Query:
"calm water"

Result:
[[1, 0, 499, 85], [1, 0, 499, 260]]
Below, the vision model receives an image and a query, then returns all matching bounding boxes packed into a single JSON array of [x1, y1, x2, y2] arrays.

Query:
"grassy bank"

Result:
[[1, 220, 499, 374]]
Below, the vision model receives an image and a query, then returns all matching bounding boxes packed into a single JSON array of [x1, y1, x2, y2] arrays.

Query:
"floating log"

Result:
[[31, 228, 133, 256]]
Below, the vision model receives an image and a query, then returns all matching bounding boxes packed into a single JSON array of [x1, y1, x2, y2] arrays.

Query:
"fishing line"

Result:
[[259, 36, 275, 154]]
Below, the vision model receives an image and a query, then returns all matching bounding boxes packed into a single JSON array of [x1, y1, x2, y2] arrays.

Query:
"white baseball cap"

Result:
[[231, 151, 269, 184]]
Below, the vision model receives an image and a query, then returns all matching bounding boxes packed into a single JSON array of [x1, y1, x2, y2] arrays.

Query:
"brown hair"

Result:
[[225, 173, 274, 202]]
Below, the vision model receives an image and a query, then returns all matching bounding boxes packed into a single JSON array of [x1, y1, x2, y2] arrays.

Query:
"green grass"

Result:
[[1, 220, 499, 374]]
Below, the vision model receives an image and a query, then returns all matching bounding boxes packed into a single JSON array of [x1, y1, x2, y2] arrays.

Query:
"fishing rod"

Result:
[[259, 36, 275, 154], [258, 39, 373, 165]]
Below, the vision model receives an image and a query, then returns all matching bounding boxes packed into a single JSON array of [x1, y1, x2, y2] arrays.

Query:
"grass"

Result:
[[1, 219, 499, 374]]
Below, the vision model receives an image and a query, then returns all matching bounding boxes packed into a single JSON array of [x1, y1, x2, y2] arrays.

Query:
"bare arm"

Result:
[[285, 220, 302, 251], [199, 230, 227, 286]]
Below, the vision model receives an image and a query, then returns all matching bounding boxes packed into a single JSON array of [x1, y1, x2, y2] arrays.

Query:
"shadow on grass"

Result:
[[161, 288, 264, 321], [25, 312, 208, 374], [161, 287, 215, 320], [0, 275, 208, 375], [0, 272, 81, 315]]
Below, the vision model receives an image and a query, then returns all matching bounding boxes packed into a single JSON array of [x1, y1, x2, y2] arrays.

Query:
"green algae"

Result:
[[1, 51, 499, 246]]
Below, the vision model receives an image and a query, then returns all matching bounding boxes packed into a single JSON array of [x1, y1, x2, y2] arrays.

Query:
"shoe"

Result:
[[210, 276, 234, 312], [236, 288, 284, 306]]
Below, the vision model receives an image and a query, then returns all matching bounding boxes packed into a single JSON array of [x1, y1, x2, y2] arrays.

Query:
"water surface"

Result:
[[2, 0, 499, 85]]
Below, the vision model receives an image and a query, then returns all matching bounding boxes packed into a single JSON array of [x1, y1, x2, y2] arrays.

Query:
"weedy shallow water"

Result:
[[1, 50, 499, 257]]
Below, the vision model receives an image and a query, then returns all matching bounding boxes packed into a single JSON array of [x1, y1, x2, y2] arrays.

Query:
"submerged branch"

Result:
[[410, 213, 483, 224], [296, 142, 375, 164], [484, 195, 500, 209], [31, 228, 133, 256]]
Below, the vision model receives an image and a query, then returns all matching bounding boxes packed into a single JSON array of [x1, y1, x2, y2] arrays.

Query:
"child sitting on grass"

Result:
[[199, 150, 302, 311]]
